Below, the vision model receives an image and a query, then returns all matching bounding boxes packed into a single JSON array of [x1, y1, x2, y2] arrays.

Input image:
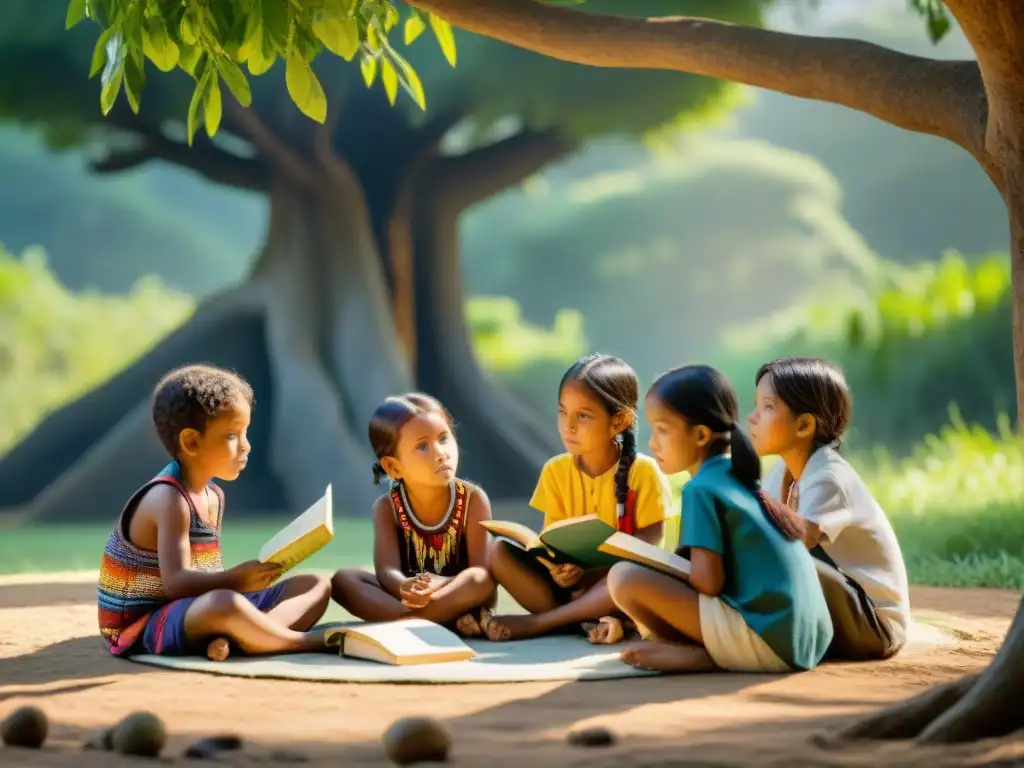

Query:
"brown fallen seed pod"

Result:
[[567, 726, 616, 747], [382, 716, 451, 765], [0, 706, 48, 749], [111, 711, 166, 758]]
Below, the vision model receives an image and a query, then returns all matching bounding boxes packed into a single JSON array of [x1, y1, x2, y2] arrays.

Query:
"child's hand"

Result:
[[537, 558, 585, 588], [227, 560, 283, 592], [399, 574, 433, 610]]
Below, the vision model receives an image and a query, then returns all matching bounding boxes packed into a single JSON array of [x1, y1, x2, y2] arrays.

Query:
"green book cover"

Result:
[[540, 517, 620, 568]]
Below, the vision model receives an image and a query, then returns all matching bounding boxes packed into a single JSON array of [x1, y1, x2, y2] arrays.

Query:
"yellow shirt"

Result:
[[529, 453, 677, 548]]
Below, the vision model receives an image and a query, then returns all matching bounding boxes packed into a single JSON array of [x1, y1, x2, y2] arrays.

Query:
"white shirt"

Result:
[[763, 446, 910, 649]]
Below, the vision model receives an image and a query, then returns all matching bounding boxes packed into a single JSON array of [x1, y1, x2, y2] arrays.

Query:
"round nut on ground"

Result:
[[111, 711, 166, 758], [567, 726, 615, 747], [0, 706, 48, 749], [382, 717, 451, 765]]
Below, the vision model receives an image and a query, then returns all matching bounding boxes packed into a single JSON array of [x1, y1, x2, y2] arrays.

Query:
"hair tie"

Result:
[[371, 462, 388, 485]]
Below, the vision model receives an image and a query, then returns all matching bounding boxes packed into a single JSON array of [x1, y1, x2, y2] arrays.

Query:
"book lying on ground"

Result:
[[482, 515, 691, 578], [258, 485, 334, 574], [325, 618, 476, 666]]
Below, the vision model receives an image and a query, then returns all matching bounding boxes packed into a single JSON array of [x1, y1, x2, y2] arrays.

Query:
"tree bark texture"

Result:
[[1, 111, 574, 518], [1, 169, 410, 520]]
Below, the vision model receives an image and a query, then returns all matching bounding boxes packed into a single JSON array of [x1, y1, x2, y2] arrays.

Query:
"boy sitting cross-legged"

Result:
[[97, 364, 331, 660]]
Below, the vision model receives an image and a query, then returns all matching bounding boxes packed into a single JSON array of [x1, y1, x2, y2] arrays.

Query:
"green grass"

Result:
[[4, 413, 1023, 590], [0, 519, 375, 576]]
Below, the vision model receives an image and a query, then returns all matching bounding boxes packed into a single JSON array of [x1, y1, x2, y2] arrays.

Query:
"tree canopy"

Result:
[[54, 0, 948, 146], [8, 1, 766, 162]]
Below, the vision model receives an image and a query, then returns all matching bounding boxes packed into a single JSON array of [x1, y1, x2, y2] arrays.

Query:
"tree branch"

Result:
[[410, 0, 988, 160], [90, 131, 269, 192], [432, 129, 570, 211], [226, 99, 318, 190]]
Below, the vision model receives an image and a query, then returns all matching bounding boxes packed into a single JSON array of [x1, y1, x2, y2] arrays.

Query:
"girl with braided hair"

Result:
[[481, 354, 674, 643], [607, 364, 832, 675]]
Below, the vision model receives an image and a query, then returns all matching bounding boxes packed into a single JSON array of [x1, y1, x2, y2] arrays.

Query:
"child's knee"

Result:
[[330, 568, 364, 602], [607, 562, 647, 604], [462, 566, 496, 595], [197, 589, 248, 620]]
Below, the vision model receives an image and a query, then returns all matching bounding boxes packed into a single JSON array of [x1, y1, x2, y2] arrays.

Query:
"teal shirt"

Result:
[[681, 455, 833, 671]]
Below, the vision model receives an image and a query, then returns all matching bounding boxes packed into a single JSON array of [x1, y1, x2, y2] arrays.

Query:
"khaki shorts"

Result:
[[698, 593, 791, 673]]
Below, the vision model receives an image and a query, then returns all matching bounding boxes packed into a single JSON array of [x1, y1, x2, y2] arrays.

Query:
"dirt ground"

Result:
[[1, 574, 1022, 766]]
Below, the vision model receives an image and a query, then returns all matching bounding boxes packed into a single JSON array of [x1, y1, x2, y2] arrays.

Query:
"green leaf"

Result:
[[89, 28, 114, 78], [260, 0, 290, 51], [204, 75, 223, 137], [123, 49, 145, 114], [238, 12, 262, 61], [312, 16, 360, 60], [215, 57, 252, 107], [179, 11, 199, 46], [142, 21, 179, 72], [247, 29, 277, 75], [100, 64, 123, 116], [178, 45, 203, 76], [429, 13, 456, 67], [360, 52, 377, 87], [186, 70, 211, 146], [365, 22, 380, 52], [285, 49, 327, 122], [389, 48, 426, 111], [380, 57, 398, 106], [383, 5, 400, 32], [66, 0, 88, 30], [404, 13, 426, 45]]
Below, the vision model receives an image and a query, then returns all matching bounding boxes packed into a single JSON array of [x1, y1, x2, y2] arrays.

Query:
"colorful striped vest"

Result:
[[97, 461, 224, 655]]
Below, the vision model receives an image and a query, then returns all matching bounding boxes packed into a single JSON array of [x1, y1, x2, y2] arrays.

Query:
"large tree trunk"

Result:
[[407, 133, 569, 498], [0, 170, 410, 521], [410, 180, 558, 498]]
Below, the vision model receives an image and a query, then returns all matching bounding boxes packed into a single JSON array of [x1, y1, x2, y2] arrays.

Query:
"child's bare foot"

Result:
[[479, 610, 543, 641], [619, 640, 716, 673], [206, 637, 230, 662], [585, 616, 625, 645], [454, 612, 484, 638]]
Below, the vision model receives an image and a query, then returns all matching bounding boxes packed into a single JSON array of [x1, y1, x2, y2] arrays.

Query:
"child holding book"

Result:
[[98, 365, 332, 660], [481, 354, 673, 643], [747, 357, 910, 660], [607, 364, 833, 674], [330, 393, 497, 636]]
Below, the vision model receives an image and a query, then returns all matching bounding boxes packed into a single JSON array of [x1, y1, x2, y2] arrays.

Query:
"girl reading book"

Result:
[[748, 357, 910, 660], [481, 354, 674, 643], [330, 393, 497, 637], [607, 364, 833, 674]]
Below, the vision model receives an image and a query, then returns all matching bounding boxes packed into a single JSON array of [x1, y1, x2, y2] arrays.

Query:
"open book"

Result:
[[325, 618, 475, 666], [481, 515, 690, 579], [258, 484, 334, 574], [481, 515, 621, 569], [596, 532, 691, 580]]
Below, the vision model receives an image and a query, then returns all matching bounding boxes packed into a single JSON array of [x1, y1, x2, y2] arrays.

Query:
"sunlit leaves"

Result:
[[66, 0, 461, 139], [908, 0, 951, 44], [312, 16, 360, 60], [65, 0, 88, 30], [428, 13, 456, 67], [216, 57, 253, 108], [285, 48, 328, 122]]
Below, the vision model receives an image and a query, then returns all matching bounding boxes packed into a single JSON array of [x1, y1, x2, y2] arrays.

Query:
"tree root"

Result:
[[0, 286, 265, 511], [813, 673, 981, 746]]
